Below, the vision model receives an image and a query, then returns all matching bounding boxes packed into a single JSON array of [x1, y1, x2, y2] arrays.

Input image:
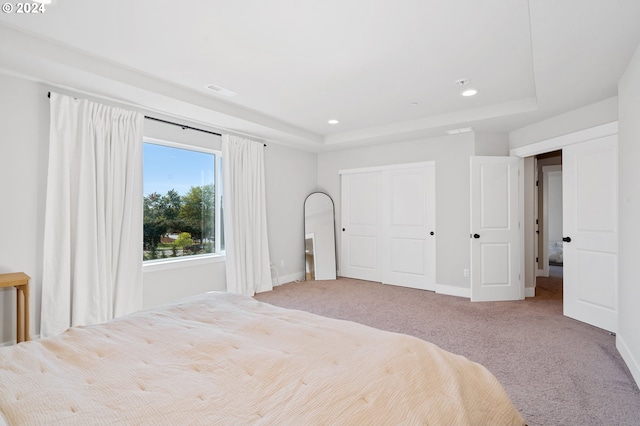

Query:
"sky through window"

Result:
[[143, 143, 215, 196]]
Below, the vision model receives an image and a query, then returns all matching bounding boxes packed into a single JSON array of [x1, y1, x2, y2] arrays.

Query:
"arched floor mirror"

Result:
[[304, 192, 337, 280]]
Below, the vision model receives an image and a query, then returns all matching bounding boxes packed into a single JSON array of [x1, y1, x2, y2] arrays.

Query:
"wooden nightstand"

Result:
[[0, 272, 30, 343]]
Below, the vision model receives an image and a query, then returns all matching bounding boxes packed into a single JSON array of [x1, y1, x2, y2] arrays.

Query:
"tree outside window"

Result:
[[143, 141, 222, 261]]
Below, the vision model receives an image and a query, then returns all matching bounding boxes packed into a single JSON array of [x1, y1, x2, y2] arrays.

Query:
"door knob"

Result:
[[430, 231, 435, 236], [342, 228, 345, 232], [562, 236, 571, 243], [473, 233, 480, 239]]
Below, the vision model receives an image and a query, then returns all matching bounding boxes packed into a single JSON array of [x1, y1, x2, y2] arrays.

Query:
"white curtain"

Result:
[[41, 93, 143, 337], [222, 134, 272, 295]]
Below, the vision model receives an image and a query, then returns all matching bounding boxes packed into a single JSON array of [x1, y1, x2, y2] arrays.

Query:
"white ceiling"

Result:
[[1, 0, 639, 151]]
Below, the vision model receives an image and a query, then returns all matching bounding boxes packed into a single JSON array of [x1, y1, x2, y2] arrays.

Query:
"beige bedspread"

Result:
[[0, 292, 525, 425]]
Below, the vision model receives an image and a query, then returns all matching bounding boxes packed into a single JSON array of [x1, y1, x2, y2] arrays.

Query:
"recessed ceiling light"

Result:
[[205, 83, 237, 97], [328, 119, 339, 125], [410, 102, 419, 106], [461, 89, 478, 97]]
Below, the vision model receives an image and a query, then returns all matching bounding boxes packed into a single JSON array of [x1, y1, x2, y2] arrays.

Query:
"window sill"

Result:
[[143, 253, 225, 273]]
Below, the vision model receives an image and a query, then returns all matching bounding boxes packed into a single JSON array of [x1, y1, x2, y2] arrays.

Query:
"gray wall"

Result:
[[0, 73, 49, 344], [264, 142, 317, 285], [547, 170, 563, 245], [474, 132, 510, 156]]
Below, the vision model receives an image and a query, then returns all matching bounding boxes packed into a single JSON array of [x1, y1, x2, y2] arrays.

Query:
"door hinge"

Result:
[[536, 219, 538, 224], [536, 257, 539, 262], [536, 180, 539, 186]]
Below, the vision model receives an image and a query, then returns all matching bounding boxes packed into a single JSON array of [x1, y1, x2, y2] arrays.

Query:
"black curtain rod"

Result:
[[143, 116, 222, 137], [144, 116, 267, 147], [47, 91, 266, 147]]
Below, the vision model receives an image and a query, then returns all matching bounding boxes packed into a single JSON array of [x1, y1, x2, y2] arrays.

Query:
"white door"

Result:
[[563, 135, 618, 333], [340, 172, 382, 281], [470, 157, 522, 301], [381, 165, 436, 290]]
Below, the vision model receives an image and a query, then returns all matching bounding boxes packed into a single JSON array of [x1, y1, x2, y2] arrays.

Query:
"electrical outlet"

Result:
[[463, 269, 470, 278]]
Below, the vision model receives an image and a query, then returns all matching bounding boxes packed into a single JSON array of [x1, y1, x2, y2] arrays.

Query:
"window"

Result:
[[143, 140, 223, 262]]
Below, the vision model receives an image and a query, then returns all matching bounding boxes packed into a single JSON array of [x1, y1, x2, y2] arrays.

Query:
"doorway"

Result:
[[535, 151, 563, 300]]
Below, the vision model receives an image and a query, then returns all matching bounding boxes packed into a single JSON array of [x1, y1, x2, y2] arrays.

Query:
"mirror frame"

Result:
[[304, 192, 337, 281]]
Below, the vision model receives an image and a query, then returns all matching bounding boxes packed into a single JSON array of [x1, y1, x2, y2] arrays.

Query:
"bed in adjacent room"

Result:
[[549, 241, 564, 265], [0, 292, 525, 425]]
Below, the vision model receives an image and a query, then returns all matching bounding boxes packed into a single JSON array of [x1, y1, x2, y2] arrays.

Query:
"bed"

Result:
[[0, 292, 525, 425], [549, 241, 564, 265]]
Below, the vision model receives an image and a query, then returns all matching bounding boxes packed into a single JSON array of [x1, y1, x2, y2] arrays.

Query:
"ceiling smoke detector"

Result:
[[205, 84, 237, 97], [455, 78, 470, 86]]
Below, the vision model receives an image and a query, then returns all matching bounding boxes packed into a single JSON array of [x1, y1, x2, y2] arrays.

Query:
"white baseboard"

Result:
[[617, 334, 640, 388], [435, 284, 470, 299], [272, 271, 304, 286], [536, 268, 549, 277], [434, 284, 534, 299]]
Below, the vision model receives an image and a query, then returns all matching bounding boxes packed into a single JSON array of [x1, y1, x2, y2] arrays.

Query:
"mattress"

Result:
[[0, 291, 525, 425]]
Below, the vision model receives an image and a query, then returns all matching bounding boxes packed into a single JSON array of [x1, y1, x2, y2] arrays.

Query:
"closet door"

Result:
[[340, 162, 436, 290], [340, 171, 382, 282], [382, 165, 436, 290]]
